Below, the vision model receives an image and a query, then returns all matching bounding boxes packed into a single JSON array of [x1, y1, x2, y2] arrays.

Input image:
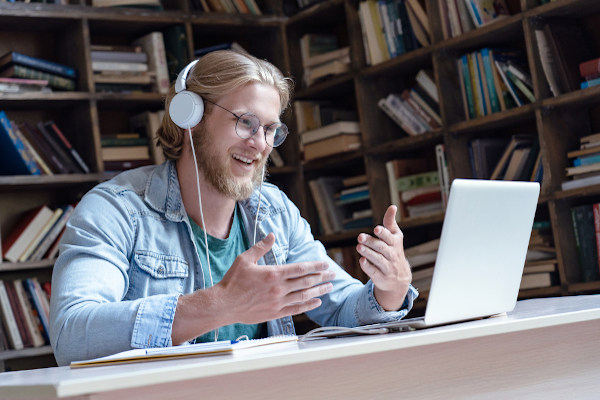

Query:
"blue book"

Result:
[[0, 110, 41, 175], [581, 77, 600, 89], [0, 51, 77, 80], [574, 153, 600, 166]]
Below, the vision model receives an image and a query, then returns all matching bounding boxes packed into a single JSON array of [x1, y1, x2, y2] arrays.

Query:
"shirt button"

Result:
[[157, 265, 165, 275]]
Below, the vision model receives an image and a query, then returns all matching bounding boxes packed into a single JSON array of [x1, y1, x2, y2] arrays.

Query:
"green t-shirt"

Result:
[[188, 205, 266, 343]]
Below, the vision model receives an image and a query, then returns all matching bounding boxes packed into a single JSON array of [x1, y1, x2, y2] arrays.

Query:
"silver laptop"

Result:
[[302, 178, 540, 338]]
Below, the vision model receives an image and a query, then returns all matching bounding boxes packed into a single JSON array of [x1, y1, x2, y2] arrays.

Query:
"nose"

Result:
[[247, 125, 269, 151]]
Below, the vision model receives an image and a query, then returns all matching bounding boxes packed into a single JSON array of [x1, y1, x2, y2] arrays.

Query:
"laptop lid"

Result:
[[424, 179, 540, 326]]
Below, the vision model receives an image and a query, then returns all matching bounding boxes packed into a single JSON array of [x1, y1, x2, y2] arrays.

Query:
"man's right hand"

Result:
[[217, 232, 335, 324], [171, 233, 334, 344]]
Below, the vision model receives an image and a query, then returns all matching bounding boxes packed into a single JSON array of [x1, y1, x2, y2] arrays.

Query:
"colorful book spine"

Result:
[[0, 110, 41, 175], [6, 65, 76, 91], [8, 51, 77, 79]]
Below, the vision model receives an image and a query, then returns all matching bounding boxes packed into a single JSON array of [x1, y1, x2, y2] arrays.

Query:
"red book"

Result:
[[579, 57, 600, 78], [2, 205, 54, 263], [4, 280, 33, 348]]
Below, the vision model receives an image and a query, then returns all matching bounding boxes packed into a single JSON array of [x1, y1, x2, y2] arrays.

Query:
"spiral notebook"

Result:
[[70, 335, 298, 368]]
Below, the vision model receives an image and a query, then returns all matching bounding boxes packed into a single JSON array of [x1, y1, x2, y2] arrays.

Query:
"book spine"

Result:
[[0, 280, 24, 350], [594, 203, 600, 276], [30, 205, 73, 261], [49, 122, 90, 173], [11, 65, 76, 91], [579, 57, 600, 78], [12, 52, 77, 79], [13, 279, 45, 347], [4, 280, 33, 348], [460, 55, 476, 119], [0, 111, 41, 175], [396, 171, 440, 191], [37, 122, 79, 173], [571, 204, 600, 282], [24, 279, 50, 343]]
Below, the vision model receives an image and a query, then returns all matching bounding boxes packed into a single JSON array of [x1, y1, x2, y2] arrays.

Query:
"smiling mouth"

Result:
[[232, 154, 254, 165]]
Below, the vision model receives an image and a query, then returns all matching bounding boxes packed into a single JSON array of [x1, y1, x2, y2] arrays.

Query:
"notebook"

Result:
[[302, 178, 540, 339]]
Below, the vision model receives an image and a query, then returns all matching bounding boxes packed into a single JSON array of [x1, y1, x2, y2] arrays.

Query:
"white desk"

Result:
[[1, 295, 599, 400]]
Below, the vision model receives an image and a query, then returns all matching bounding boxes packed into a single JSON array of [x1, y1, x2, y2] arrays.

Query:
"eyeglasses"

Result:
[[205, 100, 289, 147]]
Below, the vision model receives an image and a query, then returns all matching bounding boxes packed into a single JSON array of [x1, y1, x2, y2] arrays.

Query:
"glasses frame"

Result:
[[204, 99, 288, 147]]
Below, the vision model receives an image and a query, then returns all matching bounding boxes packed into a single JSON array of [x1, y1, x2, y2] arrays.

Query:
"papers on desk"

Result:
[[70, 335, 298, 368]]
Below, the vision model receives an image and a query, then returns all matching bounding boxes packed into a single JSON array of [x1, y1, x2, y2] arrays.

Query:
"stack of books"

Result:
[[0, 51, 77, 91], [92, 32, 169, 95], [101, 133, 151, 172], [440, 0, 509, 39], [300, 121, 361, 161], [0, 110, 90, 176], [308, 175, 372, 235], [2, 204, 75, 264], [0, 278, 52, 351], [385, 157, 443, 222], [300, 34, 350, 87], [562, 133, 600, 191], [522, 220, 557, 290], [358, 0, 427, 66], [378, 69, 441, 136], [0, 77, 51, 94], [404, 238, 440, 292], [579, 57, 600, 89], [457, 48, 534, 120]]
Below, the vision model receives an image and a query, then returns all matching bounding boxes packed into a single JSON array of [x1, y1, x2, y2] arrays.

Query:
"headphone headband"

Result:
[[169, 59, 204, 129]]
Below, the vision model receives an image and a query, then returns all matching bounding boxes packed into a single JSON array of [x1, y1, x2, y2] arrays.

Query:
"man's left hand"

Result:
[[356, 205, 412, 311]]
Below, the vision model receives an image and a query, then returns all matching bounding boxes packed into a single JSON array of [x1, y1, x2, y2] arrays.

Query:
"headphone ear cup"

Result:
[[169, 90, 204, 129]]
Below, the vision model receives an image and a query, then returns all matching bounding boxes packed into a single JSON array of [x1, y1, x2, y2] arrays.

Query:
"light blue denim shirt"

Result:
[[50, 161, 418, 366]]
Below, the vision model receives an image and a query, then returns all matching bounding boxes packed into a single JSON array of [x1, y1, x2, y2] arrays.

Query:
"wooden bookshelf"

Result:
[[2, 0, 600, 368]]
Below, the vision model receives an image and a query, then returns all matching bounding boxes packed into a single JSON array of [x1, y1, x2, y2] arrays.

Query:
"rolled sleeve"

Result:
[[131, 294, 179, 348], [355, 281, 419, 325]]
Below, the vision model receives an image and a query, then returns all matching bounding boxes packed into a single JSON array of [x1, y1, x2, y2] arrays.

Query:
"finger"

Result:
[[285, 282, 333, 304], [357, 235, 390, 259], [356, 244, 390, 275], [278, 260, 329, 279], [359, 257, 384, 283], [288, 270, 335, 292], [242, 232, 275, 263], [280, 297, 322, 317], [383, 205, 401, 235]]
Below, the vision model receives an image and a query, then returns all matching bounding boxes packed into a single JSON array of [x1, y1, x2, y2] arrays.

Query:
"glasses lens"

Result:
[[267, 123, 289, 147], [236, 113, 259, 139]]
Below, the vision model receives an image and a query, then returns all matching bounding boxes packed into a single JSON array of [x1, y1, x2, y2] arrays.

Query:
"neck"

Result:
[[176, 149, 236, 240]]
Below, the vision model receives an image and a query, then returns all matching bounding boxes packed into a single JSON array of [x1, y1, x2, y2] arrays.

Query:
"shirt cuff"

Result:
[[356, 281, 419, 325], [131, 293, 179, 348]]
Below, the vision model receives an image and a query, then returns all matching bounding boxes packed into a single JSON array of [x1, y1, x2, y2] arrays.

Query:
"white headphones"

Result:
[[169, 59, 205, 129]]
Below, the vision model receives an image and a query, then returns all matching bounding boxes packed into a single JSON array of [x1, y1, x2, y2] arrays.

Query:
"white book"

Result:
[[301, 121, 360, 145], [132, 31, 170, 95], [92, 60, 148, 72], [0, 281, 23, 350], [3, 206, 54, 263]]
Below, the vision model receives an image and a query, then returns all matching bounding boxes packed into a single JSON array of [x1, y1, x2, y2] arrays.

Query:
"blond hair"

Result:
[[156, 50, 294, 160]]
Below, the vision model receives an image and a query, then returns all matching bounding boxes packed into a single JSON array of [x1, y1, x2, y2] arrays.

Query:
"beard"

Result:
[[192, 127, 266, 201]]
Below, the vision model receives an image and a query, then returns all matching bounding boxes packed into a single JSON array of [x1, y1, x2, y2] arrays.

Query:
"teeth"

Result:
[[233, 154, 253, 164]]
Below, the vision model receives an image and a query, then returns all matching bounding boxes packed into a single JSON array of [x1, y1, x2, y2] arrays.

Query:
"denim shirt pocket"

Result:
[[125, 251, 189, 299]]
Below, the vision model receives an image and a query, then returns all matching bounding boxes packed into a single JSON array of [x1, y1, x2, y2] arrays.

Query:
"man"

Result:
[[50, 50, 417, 366]]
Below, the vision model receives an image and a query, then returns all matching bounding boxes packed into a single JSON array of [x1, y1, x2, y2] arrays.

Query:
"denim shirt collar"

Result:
[[144, 160, 187, 222]]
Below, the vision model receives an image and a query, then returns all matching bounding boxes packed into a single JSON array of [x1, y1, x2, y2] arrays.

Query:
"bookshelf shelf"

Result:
[[448, 105, 536, 134], [0, 259, 55, 273], [0, 174, 104, 189], [0, 345, 53, 362]]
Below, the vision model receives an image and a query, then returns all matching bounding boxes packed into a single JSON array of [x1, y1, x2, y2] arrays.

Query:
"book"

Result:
[[303, 46, 350, 69], [70, 335, 298, 368], [4, 280, 33, 348], [101, 145, 151, 162], [19, 121, 70, 174], [579, 57, 600, 78], [469, 137, 510, 179], [396, 170, 439, 191], [18, 207, 64, 262], [304, 57, 351, 86], [303, 133, 361, 161], [489, 135, 534, 180], [0, 64, 76, 91], [534, 28, 562, 97], [541, 19, 596, 94], [571, 204, 599, 282], [129, 111, 166, 165], [2, 205, 54, 263], [385, 158, 429, 220], [415, 69, 439, 103], [0, 280, 23, 350], [12, 121, 53, 175], [91, 50, 148, 63], [163, 24, 191, 82], [13, 279, 45, 347], [0, 110, 41, 176], [300, 121, 360, 145], [46, 121, 90, 173], [132, 31, 170, 95], [519, 272, 553, 290], [29, 205, 74, 261], [0, 51, 77, 80], [37, 121, 81, 173], [435, 143, 450, 208], [358, 1, 388, 65]]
